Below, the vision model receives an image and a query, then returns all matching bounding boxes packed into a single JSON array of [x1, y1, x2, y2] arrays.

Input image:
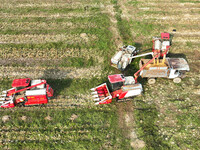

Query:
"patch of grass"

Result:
[[60, 57, 95, 68], [130, 21, 159, 36], [179, 0, 200, 3], [112, 0, 133, 44], [47, 77, 107, 96], [127, 0, 141, 6], [0, 7, 92, 15], [0, 106, 130, 149], [134, 101, 170, 149]]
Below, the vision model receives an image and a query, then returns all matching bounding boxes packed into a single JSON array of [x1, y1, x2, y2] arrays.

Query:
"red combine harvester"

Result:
[[91, 74, 142, 105], [0, 78, 54, 108]]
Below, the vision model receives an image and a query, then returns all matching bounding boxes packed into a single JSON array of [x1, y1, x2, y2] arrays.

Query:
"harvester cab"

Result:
[[0, 78, 54, 108], [91, 74, 143, 105], [108, 74, 135, 91]]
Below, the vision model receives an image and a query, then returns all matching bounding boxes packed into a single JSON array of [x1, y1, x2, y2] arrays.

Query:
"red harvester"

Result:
[[0, 78, 53, 108]]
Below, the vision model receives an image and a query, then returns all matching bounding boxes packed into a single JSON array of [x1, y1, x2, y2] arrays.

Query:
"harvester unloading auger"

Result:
[[91, 32, 190, 105], [0, 78, 54, 108]]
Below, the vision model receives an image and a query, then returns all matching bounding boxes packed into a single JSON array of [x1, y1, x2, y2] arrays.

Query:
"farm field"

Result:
[[0, 0, 200, 149]]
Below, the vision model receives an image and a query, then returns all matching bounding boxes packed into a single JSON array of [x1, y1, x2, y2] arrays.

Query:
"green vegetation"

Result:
[[0, 0, 131, 149], [112, 0, 133, 44], [47, 77, 107, 96], [0, 0, 199, 149], [134, 101, 170, 149], [60, 57, 95, 68], [0, 106, 130, 149], [179, 0, 200, 3]]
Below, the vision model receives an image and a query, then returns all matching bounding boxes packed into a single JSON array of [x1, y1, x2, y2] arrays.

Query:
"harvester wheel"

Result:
[[148, 78, 156, 84], [173, 77, 181, 83]]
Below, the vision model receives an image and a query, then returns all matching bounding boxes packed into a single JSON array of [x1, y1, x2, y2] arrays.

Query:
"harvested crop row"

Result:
[[0, 22, 97, 30], [150, 19, 200, 26], [173, 37, 200, 43], [138, 7, 200, 13], [0, 48, 103, 63], [48, 94, 93, 107], [0, 13, 97, 19], [0, 34, 97, 44], [136, 2, 200, 8], [142, 14, 200, 20], [0, 66, 106, 79], [0, 2, 106, 9]]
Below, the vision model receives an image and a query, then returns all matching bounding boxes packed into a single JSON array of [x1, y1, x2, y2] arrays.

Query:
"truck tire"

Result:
[[173, 77, 181, 83], [148, 78, 156, 84]]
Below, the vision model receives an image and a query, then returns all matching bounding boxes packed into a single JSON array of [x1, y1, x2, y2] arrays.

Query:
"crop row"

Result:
[[0, 12, 98, 19], [0, 22, 97, 31], [134, 1, 200, 7], [0, 48, 103, 62], [138, 7, 200, 13], [0, 66, 105, 79], [0, 34, 97, 44], [0, 105, 129, 149], [0, 2, 106, 9]]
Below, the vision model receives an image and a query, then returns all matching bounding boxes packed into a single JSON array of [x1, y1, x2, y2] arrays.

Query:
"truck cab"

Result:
[[167, 58, 190, 79]]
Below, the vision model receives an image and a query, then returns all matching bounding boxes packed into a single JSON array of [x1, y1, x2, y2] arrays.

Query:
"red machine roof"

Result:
[[161, 33, 170, 39], [12, 78, 31, 87], [108, 74, 125, 83]]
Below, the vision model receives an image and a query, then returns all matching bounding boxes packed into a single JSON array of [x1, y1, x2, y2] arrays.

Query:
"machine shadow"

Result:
[[167, 52, 187, 60], [42, 68, 72, 98]]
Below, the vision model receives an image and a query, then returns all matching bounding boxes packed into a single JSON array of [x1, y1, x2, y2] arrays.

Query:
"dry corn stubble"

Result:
[[0, 12, 98, 19], [0, 2, 106, 9], [0, 34, 97, 44], [0, 66, 105, 79], [0, 48, 104, 65], [0, 22, 97, 30]]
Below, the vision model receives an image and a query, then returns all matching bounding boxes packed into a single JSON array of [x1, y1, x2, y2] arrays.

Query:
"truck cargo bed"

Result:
[[139, 58, 169, 78]]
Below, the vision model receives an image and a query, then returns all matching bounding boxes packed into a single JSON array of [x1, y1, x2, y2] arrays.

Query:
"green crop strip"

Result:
[[0, 106, 130, 149], [134, 100, 170, 149], [111, 0, 133, 45]]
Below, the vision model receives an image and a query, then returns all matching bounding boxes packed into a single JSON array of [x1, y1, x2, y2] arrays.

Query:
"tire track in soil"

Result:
[[116, 101, 145, 149], [112, 0, 145, 148], [105, 4, 123, 48]]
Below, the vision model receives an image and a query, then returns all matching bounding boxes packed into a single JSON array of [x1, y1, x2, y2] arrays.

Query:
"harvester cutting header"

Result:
[[91, 74, 142, 105]]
